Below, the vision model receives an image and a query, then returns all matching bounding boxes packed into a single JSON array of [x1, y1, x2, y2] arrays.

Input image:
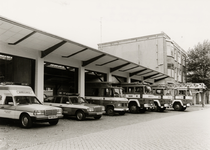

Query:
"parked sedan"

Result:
[[44, 95, 105, 121]]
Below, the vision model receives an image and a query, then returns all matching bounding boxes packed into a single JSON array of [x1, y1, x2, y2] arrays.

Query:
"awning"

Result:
[[0, 16, 169, 82]]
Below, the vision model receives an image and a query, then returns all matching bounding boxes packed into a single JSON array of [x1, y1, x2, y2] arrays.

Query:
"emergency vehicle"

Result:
[[85, 82, 128, 115], [0, 83, 63, 128], [151, 84, 172, 112], [44, 94, 105, 121], [157, 83, 206, 111], [113, 82, 157, 113]]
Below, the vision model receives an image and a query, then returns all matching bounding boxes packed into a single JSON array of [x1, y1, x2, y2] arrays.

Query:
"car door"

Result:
[[0, 96, 16, 119], [61, 97, 73, 115]]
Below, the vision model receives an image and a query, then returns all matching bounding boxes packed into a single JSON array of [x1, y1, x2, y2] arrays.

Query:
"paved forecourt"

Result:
[[19, 107, 210, 150]]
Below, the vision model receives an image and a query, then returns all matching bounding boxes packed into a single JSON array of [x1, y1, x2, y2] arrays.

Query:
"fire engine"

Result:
[[155, 83, 206, 111], [151, 84, 172, 112], [113, 82, 157, 113], [85, 82, 128, 115]]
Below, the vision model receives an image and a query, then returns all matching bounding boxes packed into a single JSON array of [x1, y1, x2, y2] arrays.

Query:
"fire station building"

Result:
[[0, 16, 208, 105], [98, 32, 187, 84], [0, 16, 169, 102]]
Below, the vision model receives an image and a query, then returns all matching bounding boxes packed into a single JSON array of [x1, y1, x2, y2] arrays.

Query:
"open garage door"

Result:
[[44, 62, 78, 96], [0, 53, 35, 89]]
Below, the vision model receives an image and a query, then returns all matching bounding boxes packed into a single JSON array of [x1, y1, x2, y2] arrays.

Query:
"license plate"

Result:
[[48, 115, 58, 119], [97, 112, 102, 115]]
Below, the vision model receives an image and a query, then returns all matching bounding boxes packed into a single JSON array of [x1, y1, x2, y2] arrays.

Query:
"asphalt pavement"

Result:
[[1, 105, 210, 150]]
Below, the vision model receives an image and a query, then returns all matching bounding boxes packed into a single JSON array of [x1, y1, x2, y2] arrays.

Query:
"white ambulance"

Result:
[[0, 83, 63, 128]]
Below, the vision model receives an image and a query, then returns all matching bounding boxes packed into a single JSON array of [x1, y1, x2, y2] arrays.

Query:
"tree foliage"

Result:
[[186, 40, 210, 88]]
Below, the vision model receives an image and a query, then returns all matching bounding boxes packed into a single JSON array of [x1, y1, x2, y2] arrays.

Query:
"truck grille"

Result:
[[45, 110, 57, 116], [94, 107, 102, 112], [122, 103, 128, 107]]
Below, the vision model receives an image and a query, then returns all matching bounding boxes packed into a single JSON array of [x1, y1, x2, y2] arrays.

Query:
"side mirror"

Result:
[[66, 101, 70, 104]]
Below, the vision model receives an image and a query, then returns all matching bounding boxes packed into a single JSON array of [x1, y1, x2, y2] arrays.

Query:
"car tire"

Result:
[[106, 106, 114, 116], [49, 119, 59, 125], [76, 110, 86, 121], [20, 114, 32, 128], [94, 115, 102, 120]]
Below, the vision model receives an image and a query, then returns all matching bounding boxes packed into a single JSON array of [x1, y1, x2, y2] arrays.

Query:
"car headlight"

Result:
[[57, 109, 62, 114], [87, 108, 94, 112], [33, 110, 45, 115], [102, 106, 105, 111]]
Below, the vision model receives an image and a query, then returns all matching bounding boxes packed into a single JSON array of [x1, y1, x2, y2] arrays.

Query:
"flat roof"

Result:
[[0, 16, 168, 82]]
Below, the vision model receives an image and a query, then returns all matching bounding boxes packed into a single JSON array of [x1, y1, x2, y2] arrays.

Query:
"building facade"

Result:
[[98, 32, 187, 84]]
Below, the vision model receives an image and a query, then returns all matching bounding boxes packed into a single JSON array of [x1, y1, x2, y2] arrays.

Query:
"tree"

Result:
[[186, 40, 210, 88]]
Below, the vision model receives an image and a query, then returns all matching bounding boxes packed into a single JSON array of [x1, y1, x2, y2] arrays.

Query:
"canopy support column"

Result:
[[35, 53, 44, 102], [78, 65, 85, 97]]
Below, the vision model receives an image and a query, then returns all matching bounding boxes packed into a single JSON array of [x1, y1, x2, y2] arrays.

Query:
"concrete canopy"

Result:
[[0, 16, 168, 82]]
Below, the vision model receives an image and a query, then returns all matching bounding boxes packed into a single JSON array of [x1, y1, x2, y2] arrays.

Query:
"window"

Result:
[[156, 89, 163, 95], [135, 87, 143, 93], [167, 63, 174, 69], [54, 97, 61, 103], [178, 90, 186, 95], [62, 97, 69, 104], [5, 97, 13, 105], [128, 87, 134, 93]]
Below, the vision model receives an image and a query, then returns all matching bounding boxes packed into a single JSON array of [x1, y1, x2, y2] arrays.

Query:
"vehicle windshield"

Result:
[[145, 86, 152, 94], [153, 89, 163, 95], [113, 88, 123, 97], [15, 96, 41, 105], [70, 97, 86, 104], [178, 90, 192, 96]]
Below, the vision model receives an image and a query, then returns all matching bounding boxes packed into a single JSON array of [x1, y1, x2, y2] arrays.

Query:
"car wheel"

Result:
[[49, 119, 59, 125], [106, 106, 114, 116], [129, 103, 138, 113], [76, 110, 86, 121], [173, 103, 182, 111], [20, 114, 32, 128], [94, 115, 102, 120]]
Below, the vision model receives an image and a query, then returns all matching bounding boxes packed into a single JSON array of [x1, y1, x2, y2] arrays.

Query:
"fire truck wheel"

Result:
[[106, 106, 114, 116], [49, 119, 59, 125], [153, 103, 159, 112], [20, 113, 32, 128], [76, 110, 86, 121], [173, 103, 182, 111], [94, 115, 102, 120], [129, 103, 138, 113]]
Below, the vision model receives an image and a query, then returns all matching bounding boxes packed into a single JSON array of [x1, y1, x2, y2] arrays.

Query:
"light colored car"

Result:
[[0, 84, 63, 128], [44, 95, 105, 121]]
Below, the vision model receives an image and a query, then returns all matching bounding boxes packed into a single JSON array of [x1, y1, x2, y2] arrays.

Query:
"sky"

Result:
[[0, 0, 209, 51]]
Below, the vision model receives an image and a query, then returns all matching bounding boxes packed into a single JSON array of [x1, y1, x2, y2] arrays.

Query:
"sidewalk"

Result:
[[16, 106, 210, 150]]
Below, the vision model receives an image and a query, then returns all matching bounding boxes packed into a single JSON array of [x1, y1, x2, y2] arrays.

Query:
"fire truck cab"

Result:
[[85, 82, 128, 115], [151, 84, 172, 112], [165, 83, 206, 111], [113, 82, 157, 113]]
